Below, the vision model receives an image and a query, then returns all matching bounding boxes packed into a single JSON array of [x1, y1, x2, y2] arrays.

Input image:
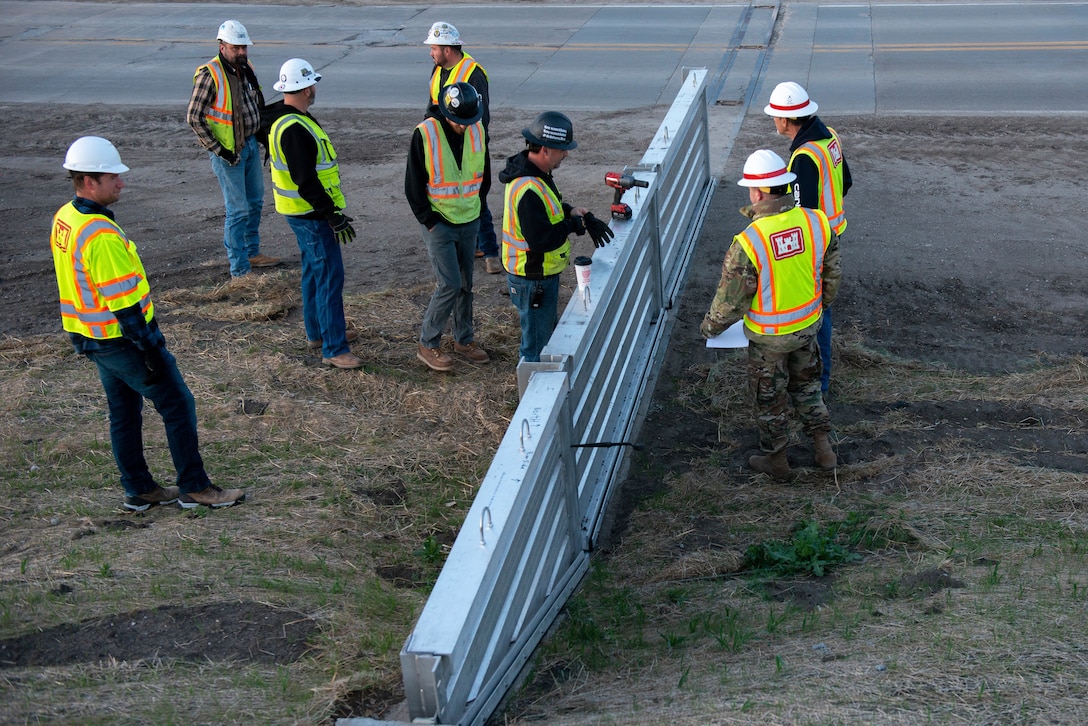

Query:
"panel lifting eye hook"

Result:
[[480, 506, 493, 546], [519, 418, 531, 454]]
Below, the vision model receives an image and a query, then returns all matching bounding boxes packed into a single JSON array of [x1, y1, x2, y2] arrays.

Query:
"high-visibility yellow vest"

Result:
[[417, 117, 486, 224], [268, 113, 346, 216], [429, 54, 487, 106], [502, 177, 568, 277], [735, 205, 832, 336], [790, 128, 847, 234], [194, 57, 256, 152], [51, 202, 154, 340]]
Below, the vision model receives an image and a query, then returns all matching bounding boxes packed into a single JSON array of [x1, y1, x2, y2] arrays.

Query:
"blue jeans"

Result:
[[420, 220, 479, 349], [475, 196, 499, 258], [286, 216, 349, 358], [817, 307, 832, 393], [508, 273, 560, 362], [209, 135, 264, 277], [84, 341, 211, 497]]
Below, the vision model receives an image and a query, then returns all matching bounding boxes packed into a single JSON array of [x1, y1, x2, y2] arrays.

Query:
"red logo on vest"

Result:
[[770, 226, 805, 260], [54, 220, 72, 253], [828, 138, 843, 166]]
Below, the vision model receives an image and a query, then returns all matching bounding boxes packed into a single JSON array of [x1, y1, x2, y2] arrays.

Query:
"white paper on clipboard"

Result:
[[705, 320, 748, 349]]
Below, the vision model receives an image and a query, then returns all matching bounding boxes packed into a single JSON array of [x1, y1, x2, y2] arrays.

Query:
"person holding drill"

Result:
[[498, 111, 613, 363], [51, 136, 246, 510], [423, 21, 502, 274], [764, 81, 851, 397], [700, 150, 841, 479]]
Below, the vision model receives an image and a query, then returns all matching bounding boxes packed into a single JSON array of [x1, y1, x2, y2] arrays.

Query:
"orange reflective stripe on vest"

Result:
[[51, 203, 153, 339], [735, 206, 831, 336], [196, 58, 235, 151], [502, 176, 567, 277], [418, 117, 486, 224], [429, 54, 486, 105], [790, 130, 847, 234]]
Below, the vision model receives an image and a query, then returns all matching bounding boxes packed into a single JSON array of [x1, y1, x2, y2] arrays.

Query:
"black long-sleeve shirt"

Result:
[[497, 150, 584, 278], [265, 100, 342, 220], [405, 108, 491, 229], [788, 116, 852, 212]]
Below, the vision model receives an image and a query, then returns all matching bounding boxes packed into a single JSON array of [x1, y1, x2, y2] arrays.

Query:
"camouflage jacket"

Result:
[[700, 195, 841, 352]]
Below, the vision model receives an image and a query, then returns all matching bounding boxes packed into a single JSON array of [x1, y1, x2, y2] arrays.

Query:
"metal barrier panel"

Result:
[[401, 68, 714, 725]]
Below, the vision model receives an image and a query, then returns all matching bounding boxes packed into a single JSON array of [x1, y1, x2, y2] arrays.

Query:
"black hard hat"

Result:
[[438, 82, 483, 126], [522, 111, 577, 150]]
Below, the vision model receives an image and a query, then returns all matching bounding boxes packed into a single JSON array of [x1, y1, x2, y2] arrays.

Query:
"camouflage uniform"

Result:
[[700, 194, 841, 454]]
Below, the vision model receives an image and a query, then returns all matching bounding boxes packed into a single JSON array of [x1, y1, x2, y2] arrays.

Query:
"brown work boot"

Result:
[[748, 450, 792, 479], [454, 341, 490, 364], [308, 329, 360, 350], [322, 352, 364, 369], [417, 342, 454, 372], [248, 253, 281, 268], [124, 485, 180, 512], [484, 256, 503, 274], [812, 432, 837, 470], [179, 484, 246, 509]]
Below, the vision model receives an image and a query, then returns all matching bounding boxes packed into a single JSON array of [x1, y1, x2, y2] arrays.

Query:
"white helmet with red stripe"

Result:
[[737, 149, 795, 188], [764, 81, 818, 118]]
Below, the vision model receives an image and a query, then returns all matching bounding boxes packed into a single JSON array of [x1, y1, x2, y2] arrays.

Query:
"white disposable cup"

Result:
[[574, 256, 592, 291]]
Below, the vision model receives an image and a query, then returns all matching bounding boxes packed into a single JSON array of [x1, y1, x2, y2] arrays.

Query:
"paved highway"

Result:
[[3, 2, 1087, 114]]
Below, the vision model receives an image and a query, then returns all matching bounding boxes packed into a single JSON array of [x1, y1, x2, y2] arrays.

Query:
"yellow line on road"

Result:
[[817, 41, 1088, 53]]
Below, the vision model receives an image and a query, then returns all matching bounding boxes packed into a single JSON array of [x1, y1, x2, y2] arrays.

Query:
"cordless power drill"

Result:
[[605, 172, 649, 220]]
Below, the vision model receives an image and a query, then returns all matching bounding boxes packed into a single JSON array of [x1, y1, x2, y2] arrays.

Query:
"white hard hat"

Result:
[[273, 58, 322, 93], [217, 20, 252, 46], [737, 149, 795, 188], [763, 81, 818, 118], [63, 136, 130, 174], [424, 21, 462, 46]]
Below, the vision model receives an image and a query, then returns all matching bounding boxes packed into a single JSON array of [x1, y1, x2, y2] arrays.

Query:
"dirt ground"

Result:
[[3, 101, 1088, 709], [636, 112, 1088, 481]]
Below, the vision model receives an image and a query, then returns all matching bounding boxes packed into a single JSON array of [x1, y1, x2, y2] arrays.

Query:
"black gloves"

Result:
[[142, 345, 167, 386], [570, 215, 587, 236], [329, 213, 356, 244], [584, 212, 615, 248], [218, 148, 238, 166]]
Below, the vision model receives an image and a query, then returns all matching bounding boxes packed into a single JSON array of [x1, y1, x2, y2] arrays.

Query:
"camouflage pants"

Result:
[[747, 332, 831, 454]]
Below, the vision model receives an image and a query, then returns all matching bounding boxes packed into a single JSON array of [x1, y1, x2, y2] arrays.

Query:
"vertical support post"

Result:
[[646, 188, 665, 316]]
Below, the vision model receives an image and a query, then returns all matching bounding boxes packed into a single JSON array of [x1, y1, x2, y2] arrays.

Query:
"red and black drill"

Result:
[[605, 171, 649, 220]]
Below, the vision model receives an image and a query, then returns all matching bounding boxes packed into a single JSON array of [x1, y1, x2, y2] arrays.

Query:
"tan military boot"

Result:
[[748, 450, 792, 479], [813, 432, 837, 470]]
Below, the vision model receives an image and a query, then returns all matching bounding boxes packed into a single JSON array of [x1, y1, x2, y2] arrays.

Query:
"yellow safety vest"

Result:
[[194, 57, 256, 152], [417, 117, 486, 224], [268, 113, 346, 216], [51, 202, 154, 340], [429, 54, 487, 106], [790, 128, 847, 234], [502, 177, 568, 277], [735, 206, 832, 336]]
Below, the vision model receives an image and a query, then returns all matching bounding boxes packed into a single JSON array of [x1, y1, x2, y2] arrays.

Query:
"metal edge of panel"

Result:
[[462, 553, 592, 726]]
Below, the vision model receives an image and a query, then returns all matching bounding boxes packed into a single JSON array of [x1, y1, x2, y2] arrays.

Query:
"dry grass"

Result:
[[0, 274, 522, 723], [5, 273, 1088, 723], [500, 332, 1088, 725]]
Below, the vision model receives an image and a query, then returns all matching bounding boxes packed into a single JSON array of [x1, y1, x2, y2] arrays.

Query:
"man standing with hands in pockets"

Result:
[[187, 20, 280, 278], [405, 82, 492, 371]]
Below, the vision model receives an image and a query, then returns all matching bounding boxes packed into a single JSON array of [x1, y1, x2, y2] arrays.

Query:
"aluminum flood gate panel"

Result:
[[401, 68, 713, 725], [400, 371, 583, 724]]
